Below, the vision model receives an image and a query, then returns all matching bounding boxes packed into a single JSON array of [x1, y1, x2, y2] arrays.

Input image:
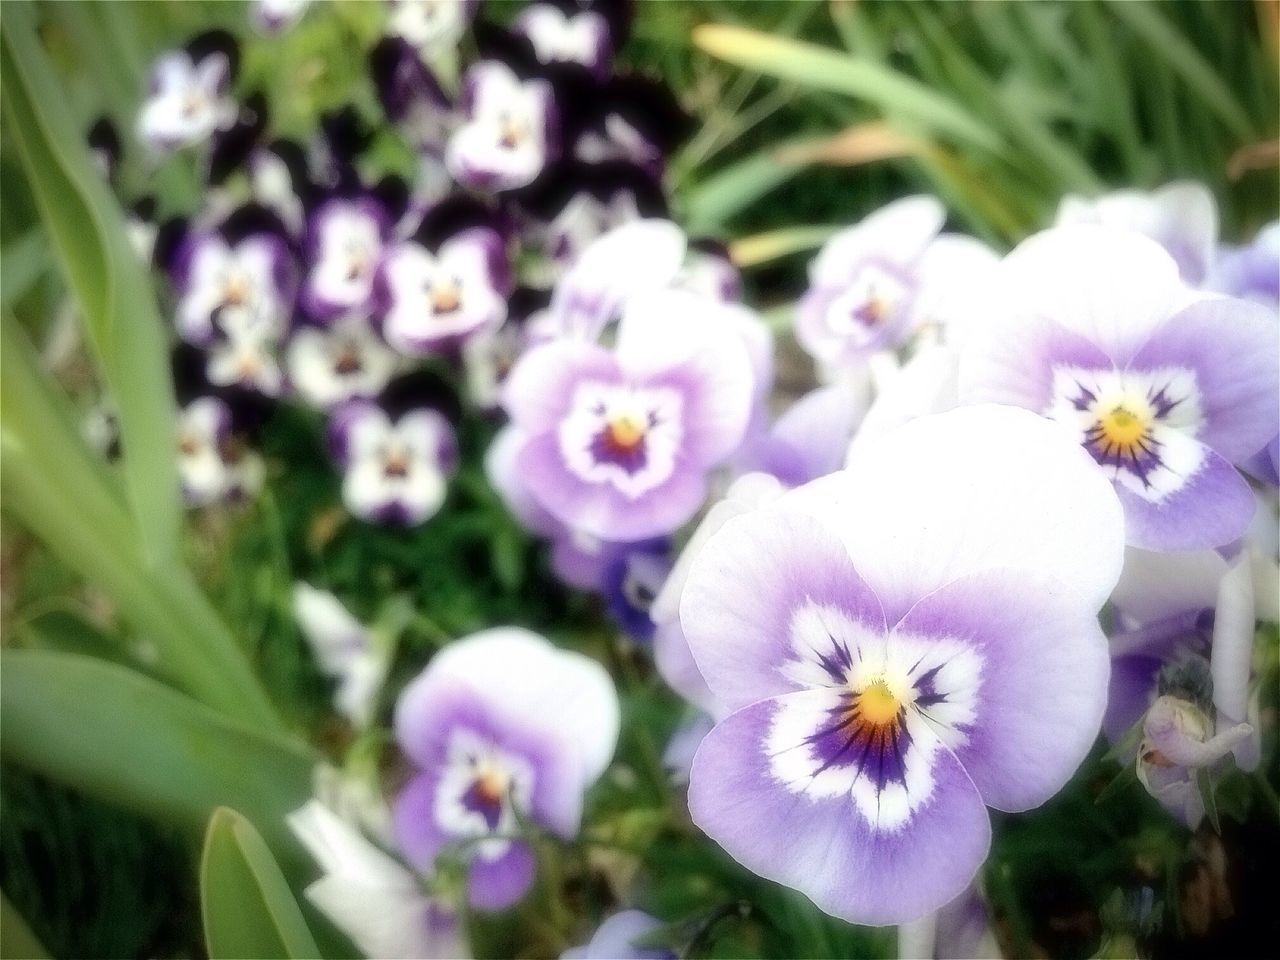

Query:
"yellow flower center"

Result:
[[605, 416, 646, 452], [430, 281, 461, 314], [855, 678, 901, 728], [1096, 403, 1151, 455]]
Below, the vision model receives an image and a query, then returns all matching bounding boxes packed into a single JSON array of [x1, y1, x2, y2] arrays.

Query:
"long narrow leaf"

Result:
[[692, 24, 1006, 154], [200, 809, 322, 960], [1, 1, 182, 565], [0, 650, 313, 857]]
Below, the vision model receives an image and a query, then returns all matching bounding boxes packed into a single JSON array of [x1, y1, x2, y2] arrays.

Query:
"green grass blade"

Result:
[[200, 809, 322, 960], [1, 1, 183, 566], [1, 892, 51, 960], [692, 23, 1007, 154]]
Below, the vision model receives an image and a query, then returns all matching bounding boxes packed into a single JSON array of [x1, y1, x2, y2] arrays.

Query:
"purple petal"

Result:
[[467, 840, 536, 911]]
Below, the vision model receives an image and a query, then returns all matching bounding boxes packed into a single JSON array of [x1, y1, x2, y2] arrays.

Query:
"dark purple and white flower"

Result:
[[303, 196, 393, 321], [513, 3, 612, 79], [959, 226, 1279, 552], [446, 61, 557, 191], [288, 800, 468, 960], [137, 35, 238, 152], [501, 288, 755, 541], [328, 401, 457, 526], [601, 540, 670, 643], [393, 628, 619, 910], [204, 313, 286, 396], [377, 228, 509, 353], [562, 910, 673, 960], [176, 396, 264, 507], [1056, 181, 1218, 286], [293, 583, 391, 728], [681, 405, 1124, 925], [286, 319, 399, 409], [252, 0, 312, 34], [387, 0, 475, 62], [370, 36, 456, 154]]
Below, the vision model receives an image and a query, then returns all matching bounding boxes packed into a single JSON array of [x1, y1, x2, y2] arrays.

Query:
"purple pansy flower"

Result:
[[285, 318, 400, 409], [446, 61, 557, 191], [502, 288, 755, 541], [562, 910, 674, 960], [377, 228, 509, 353], [601, 540, 671, 643], [388, 0, 475, 62], [370, 36, 456, 155], [394, 628, 620, 911], [252, 0, 312, 34], [289, 800, 468, 960], [1056, 181, 1218, 286], [959, 226, 1279, 552], [1206, 221, 1279, 310], [681, 405, 1125, 925], [303, 196, 393, 321], [176, 397, 264, 508], [328, 401, 457, 526], [514, 3, 613, 79], [137, 35, 238, 152]]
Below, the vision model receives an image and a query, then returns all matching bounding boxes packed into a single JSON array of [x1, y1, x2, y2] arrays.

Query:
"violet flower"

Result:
[[501, 288, 755, 541], [562, 910, 674, 960], [446, 61, 557, 191], [288, 800, 468, 960], [285, 318, 400, 409], [303, 196, 393, 321], [681, 405, 1125, 924], [328, 401, 457, 526], [137, 34, 238, 152], [959, 226, 1279, 552], [393, 628, 620, 910]]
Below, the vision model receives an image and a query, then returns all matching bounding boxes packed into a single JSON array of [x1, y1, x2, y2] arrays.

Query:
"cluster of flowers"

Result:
[[94, 1, 1277, 955]]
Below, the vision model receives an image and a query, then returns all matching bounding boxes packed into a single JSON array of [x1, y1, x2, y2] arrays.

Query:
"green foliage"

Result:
[[200, 808, 321, 960]]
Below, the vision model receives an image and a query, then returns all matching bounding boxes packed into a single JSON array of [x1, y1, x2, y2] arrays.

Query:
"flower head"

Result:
[[960, 226, 1279, 551], [681, 405, 1124, 924], [447, 61, 557, 191], [393, 628, 620, 910], [137, 34, 238, 152], [286, 318, 400, 409]]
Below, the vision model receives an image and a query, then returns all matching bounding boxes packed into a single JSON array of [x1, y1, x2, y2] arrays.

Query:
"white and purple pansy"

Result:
[[369, 36, 456, 154], [286, 318, 399, 409], [600, 540, 671, 643], [376, 227, 509, 354], [681, 405, 1125, 925], [1207, 219, 1279, 309], [176, 396, 264, 508], [959, 226, 1279, 552], [303, 195, 394, 322], [446, 61, 558, 191], [794, 196, 951, 369], [328, 401, 458, 526], [293, 583, 391, 729], [252, 0, 312, 34], [169, 215, 297, 347], [562, 910, 674, 960], [387, 0, 476, 62], [393, 628, 620, 911], [572, 74, 687, 180], [513, 2, 613, 79], [137, 33, 238, 152], [1056, 181, 1218, 286], [204, 313, 286, 397], [502, 288, 756, 541], [288, 800, 468, 960]]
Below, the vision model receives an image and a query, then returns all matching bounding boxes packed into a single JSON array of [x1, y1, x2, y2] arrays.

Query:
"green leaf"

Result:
[[1, 2, 182, 566], [1196, 767, 1221, 834], [0, 228, 49, 308], [684, 152, 806, 233], [692, 24, 1005, 154], [200, 808, 321, 960], [1, 891, 51, 960], [0, 650, 313, 856]]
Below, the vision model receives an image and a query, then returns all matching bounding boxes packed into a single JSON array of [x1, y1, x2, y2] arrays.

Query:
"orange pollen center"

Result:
[[431, 283, 461, 313], [606, 416, 646, 451], [474, 769, 507, 804]]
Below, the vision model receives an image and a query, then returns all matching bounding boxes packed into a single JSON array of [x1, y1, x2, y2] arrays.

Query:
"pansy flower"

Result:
[[289, 800, 468, 960], [795, 196, 957, 368], [303, 195, 395, 321], [681, 405, 1125, 924], [328, 400, 457, 526], [388, 0, 475, 63], [446, 61, 557, 191], [600, 540, 670, 643], [1056, 181, 1218, 286], [137, 32, 238, 152], [252, 0, 312, 34], [572, 74, 689, 181], [1206, 221, 1279, 310], [377, 227, 509, 354], [562, 910, 674, 960], [513, 2, 613, 79], [502, 288, 755, 541], [166, 208, 297, 347], [959, 226, 1279, 551], [370, 36, 456, 155], [394, 628, 620, 910], [204, 312, 286, 397], [286, 318, 399, 409], [176, 396, 264, 508], [293, 583, 391, 728]]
